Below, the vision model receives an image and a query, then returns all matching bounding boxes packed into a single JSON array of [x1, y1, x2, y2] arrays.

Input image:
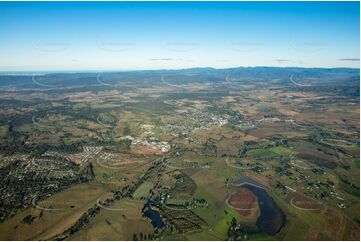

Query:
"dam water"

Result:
[[236, 178, 286, 235]]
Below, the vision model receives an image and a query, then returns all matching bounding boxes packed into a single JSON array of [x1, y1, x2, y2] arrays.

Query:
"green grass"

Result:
[[270, 190, 326, 240], [192, 187, 222, 223], [270, 146, 295, 156], [152, 126, 163, 135], [354, 159, 360, 169], [73, 103, 89, 110], [213, 206, 240, 237], [247, 146, 295, 160], [339, 180, 360, 197], [133, 181, 154, 199], [278, 219, 309, 240], [185, 230, 224, 240], [165, 198, 188, 205], [246, 232, 275, 241], [247, 148, 277, 159]]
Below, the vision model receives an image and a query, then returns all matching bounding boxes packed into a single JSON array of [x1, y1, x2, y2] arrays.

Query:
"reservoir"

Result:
[[235, 177, 286, 235]]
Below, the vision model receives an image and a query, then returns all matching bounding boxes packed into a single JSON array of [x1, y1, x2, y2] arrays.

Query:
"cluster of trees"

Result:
[[275, 181, 287, 195], [274, 164, 293, 176], [54, 205, 101, 240], [227, 217, 259, 240], [22, 211, 43, 225], [132, 232, 154, 241], [0, 122, 84, 156], [203, 140, 217, 154]]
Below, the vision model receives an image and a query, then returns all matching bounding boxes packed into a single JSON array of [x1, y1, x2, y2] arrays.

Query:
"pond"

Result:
[[143, 202, 165, 229]]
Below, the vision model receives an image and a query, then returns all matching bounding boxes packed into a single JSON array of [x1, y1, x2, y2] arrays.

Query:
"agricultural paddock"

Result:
[[0, 183, 109, 241], [68, 199, 153, 240]]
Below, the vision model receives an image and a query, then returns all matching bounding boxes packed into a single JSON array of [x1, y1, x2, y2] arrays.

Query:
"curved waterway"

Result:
[[234, 177, 286, 235]]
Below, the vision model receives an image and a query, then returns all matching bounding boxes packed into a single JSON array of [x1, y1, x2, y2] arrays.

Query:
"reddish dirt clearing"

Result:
[[228, 188, 258, 216], [286, 192, 323, 210]]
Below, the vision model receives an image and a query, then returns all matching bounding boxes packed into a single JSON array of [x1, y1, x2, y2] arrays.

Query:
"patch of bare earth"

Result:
[[131, 145, 163, 155], [229, 189, 258, 216]]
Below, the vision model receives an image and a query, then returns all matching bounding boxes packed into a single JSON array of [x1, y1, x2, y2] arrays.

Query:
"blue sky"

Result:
[[0, 1, 359, 71]]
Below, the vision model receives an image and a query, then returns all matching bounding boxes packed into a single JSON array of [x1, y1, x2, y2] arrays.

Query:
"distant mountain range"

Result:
[[0, 66, 359, 89]]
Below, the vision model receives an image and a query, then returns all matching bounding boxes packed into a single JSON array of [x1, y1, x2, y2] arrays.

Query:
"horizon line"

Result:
[[0, 65, 360, 75]]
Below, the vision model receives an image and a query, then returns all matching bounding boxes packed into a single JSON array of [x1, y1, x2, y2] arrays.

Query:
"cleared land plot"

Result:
[[286, 192, 323, 211], [296, 151, 338, 169], [0, 183, 108, 241], [228, 188, 259, 216], [133, 181, 154, 200], [68, 199, 153, 240]]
